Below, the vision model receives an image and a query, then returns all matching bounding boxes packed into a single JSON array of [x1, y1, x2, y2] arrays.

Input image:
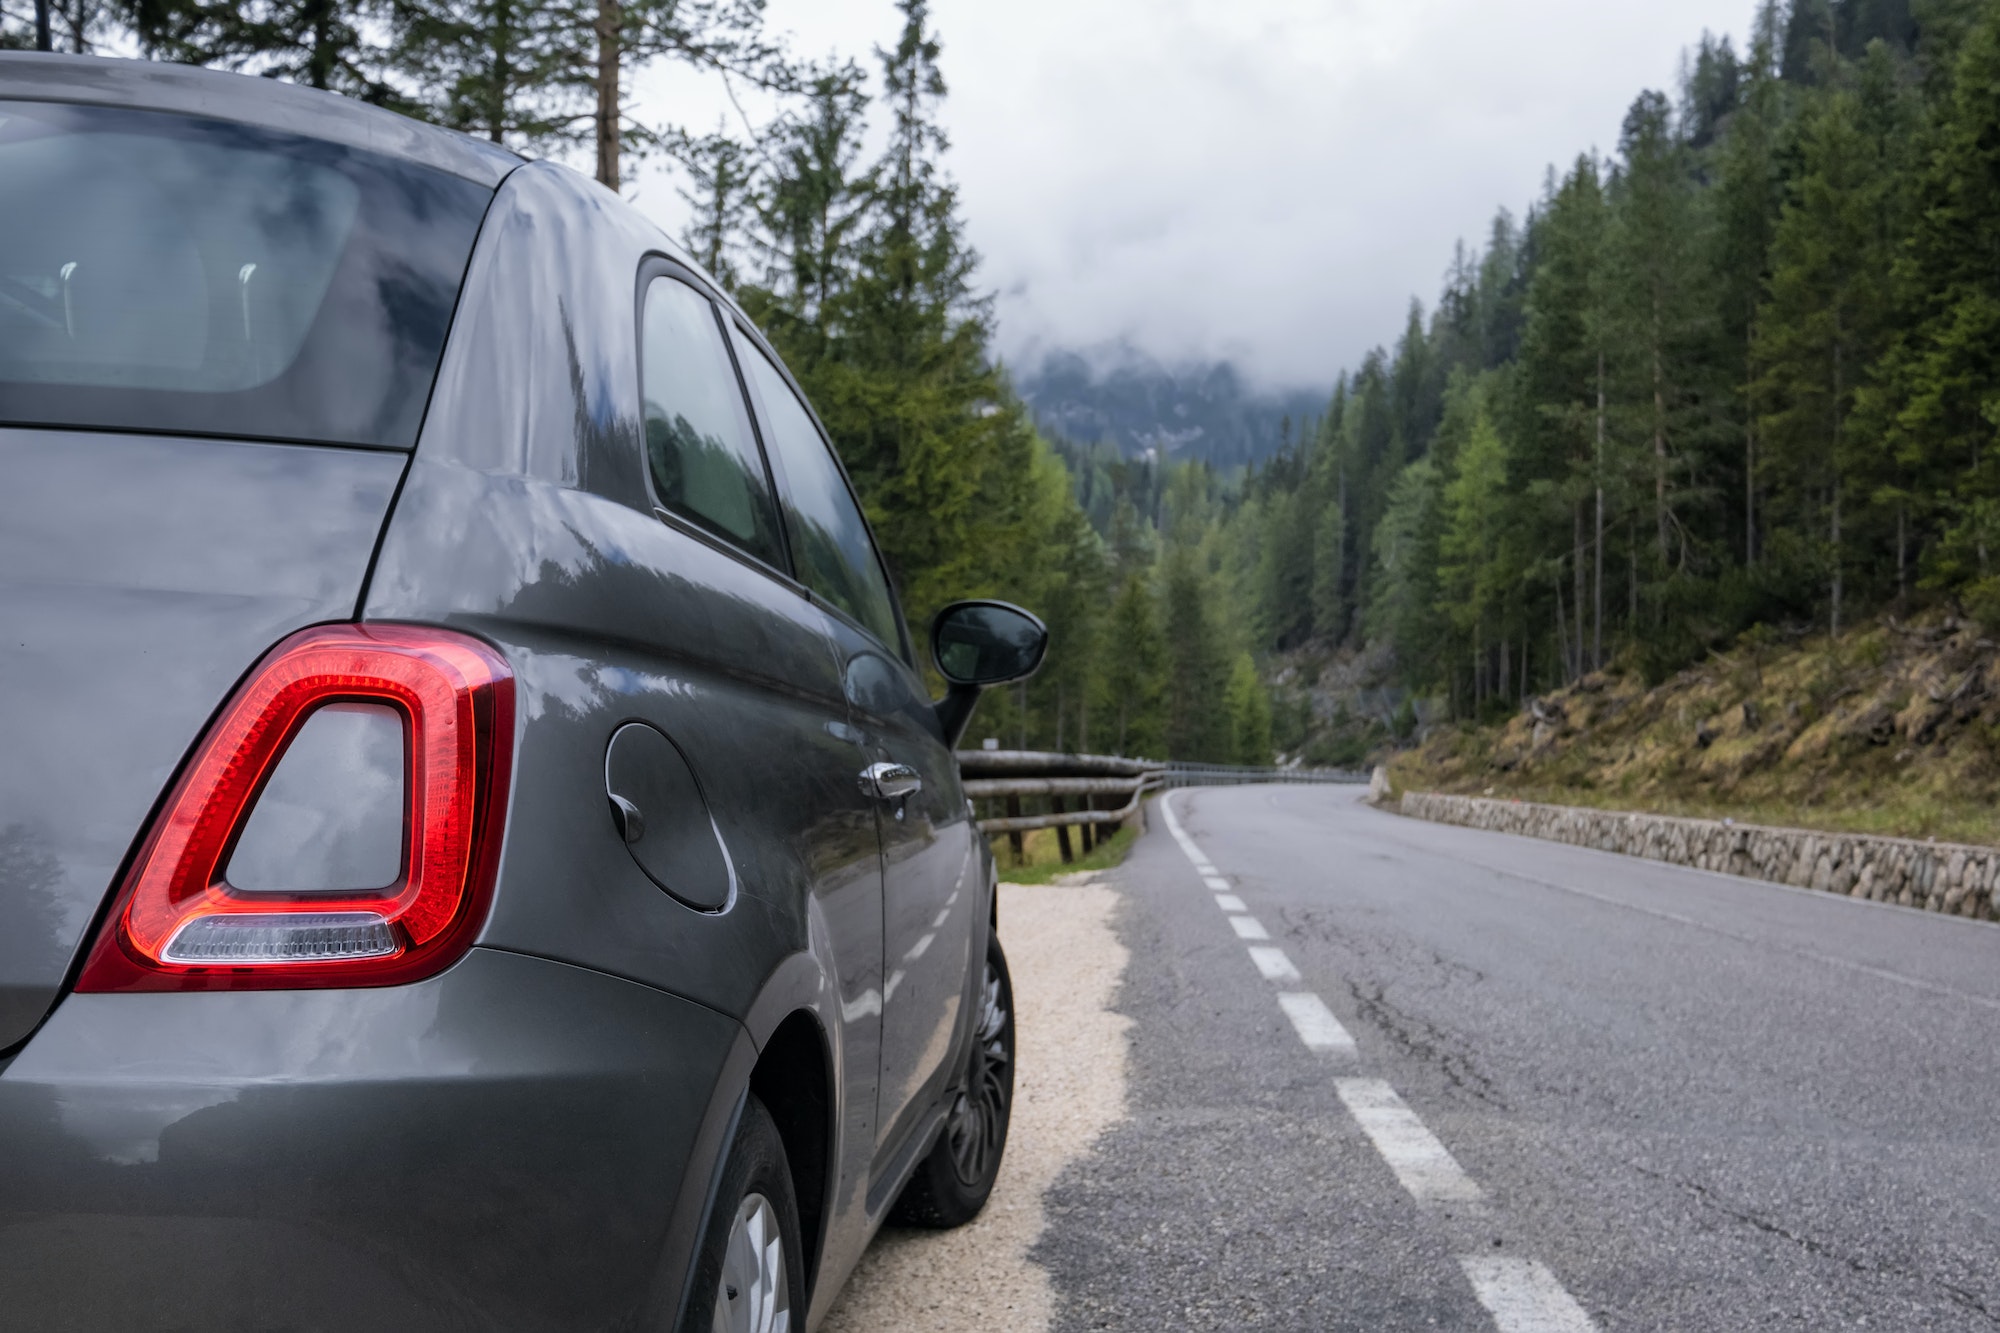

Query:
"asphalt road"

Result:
[[1030, 785, 2000, 1331]]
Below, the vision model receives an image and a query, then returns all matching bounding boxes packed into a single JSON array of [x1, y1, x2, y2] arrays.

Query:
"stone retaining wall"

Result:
[[1399, 792, 2000, 922]]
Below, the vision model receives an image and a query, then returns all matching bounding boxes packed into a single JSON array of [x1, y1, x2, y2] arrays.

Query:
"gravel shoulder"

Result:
[[820, 877, 1131, 1333]]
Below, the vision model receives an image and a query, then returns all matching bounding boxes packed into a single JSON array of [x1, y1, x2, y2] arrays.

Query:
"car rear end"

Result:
[[0, 57, 737, 1328]]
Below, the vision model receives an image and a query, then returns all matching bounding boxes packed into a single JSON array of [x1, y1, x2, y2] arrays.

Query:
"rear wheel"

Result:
[[889, 931, 1015, 1228], [681, 1095, 803, 1333]]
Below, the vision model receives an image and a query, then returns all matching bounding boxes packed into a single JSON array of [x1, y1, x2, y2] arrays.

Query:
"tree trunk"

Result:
[[1653, 305, 1669, 568], [307, 0, 335, 90], [1897, 500, 1908, 607], [594, 0, 622, 190], [1554, 565, 1571, 684], [1572, 504, 1585, 681], [1594, 353, 1606, 673], [1472, 628, 1483, 710], [488, 0, 513, 144], [1628, 519, 1638, 629], [1831, 336, 1844, 639], [1744, 353, 1757, 567]]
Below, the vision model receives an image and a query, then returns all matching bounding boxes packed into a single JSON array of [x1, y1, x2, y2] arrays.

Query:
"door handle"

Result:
[[859, 761, 922, 801]]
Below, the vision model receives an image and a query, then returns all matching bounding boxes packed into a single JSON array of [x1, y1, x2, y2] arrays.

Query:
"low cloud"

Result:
[[629, 0, 1751, 390]]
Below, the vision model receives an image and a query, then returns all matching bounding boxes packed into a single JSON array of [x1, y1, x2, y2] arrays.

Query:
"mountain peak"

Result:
[[1014, 344, 1329, 467]]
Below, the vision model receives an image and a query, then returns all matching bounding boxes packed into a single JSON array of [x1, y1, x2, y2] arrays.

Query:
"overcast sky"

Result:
[[628, 1, 1752, 392]]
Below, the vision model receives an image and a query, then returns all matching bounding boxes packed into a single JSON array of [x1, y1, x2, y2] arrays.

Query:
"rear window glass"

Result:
[[0, 100, 493, 448]]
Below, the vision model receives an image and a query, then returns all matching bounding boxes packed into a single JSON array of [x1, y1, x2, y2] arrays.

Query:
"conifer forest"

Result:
[[15, 0, 2000, 768]]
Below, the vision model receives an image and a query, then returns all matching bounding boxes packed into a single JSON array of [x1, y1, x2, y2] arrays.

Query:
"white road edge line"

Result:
[[1459, 1256, 1598, 1333], [1278, 991, 1357, 1055], [1203, 875, 1232, 891], [1229, 915, 1270, 941], [1160, 793, 1208, 862], [1334, 1078, 1484, 1205], [1214, 893, 1248, 912], [1247, 946, 1301, 982]]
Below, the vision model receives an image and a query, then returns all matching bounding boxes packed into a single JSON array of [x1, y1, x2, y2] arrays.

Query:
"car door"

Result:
[[727, 324, 981, 1168], [624, 266, 886, 1175]]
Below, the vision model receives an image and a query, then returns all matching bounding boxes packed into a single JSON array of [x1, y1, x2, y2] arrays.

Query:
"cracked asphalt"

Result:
[[1029, 784, 2000, 1331]]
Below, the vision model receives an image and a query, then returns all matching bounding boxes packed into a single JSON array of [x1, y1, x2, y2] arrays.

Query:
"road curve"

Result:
[[1028, 785, 2000, 1331]]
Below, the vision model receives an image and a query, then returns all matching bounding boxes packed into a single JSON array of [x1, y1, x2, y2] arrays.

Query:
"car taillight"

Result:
[[75, 624, 513, 992]]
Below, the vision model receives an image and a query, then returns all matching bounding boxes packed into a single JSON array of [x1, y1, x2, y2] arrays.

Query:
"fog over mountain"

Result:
[[1013, 345, 1330, 469]]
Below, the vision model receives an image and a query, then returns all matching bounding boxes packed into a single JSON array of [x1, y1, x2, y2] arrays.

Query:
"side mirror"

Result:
[[930, 600, 1047, 746], [933, 600, 1049, 687]]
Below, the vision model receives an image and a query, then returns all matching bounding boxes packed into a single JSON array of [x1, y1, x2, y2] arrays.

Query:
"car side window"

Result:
[[731, 329, 904, 652], [639, 276, 785, 567]]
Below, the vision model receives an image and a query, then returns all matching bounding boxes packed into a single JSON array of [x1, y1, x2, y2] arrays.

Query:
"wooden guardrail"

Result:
[[958, 749, 1363, 863]]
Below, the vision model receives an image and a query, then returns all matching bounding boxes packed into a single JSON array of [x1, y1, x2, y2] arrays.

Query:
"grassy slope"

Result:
[[991, 821, 1139, 885], [1389, 612, 2000, 847]]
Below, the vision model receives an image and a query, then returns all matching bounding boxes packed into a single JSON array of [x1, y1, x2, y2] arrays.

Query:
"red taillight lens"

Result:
[[75, 624, 514, 992]]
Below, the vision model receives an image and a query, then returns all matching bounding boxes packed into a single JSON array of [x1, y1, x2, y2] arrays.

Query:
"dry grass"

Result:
[[1391, 612, 2000, 846], [989, 821, 1139, 884]]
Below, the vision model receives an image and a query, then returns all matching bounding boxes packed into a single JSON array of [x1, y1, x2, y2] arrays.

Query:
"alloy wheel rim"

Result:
[[713, 1192, 790, 1333], [946, 956, 1012, 1187]]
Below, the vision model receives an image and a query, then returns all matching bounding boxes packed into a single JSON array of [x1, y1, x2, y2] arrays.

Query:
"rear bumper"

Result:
[[0, 947, 741, 1330]]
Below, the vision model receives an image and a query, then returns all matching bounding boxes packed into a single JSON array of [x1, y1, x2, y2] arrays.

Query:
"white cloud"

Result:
[[627, 0, 1753, 389]]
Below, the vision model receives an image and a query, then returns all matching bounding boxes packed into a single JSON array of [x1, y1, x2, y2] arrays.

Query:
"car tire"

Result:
[[888, 931, 1015, 1229], [680, 1094, 806, 1333]]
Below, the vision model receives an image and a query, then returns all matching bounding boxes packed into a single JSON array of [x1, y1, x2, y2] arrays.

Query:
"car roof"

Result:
[[0, 52, 522, 187]]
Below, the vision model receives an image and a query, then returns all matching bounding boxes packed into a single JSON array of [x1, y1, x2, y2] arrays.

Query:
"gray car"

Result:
[[0, 53, 1047, 1331]]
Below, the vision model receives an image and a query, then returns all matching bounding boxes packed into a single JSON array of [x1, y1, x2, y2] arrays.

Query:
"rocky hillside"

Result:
[[1389, 612, 2000, 847], [1269, 642, 1433, 770]]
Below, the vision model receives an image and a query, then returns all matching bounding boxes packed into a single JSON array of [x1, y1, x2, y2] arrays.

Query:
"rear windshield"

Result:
[[0, 100, 494, 448]]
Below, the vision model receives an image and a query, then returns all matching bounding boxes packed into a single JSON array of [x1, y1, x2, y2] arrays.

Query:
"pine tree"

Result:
[[1224, 652, 1274, 765], [390, 0, 567, 144], [1438, 407, 1516, 704], [1606, 90, 1715, 590], [537, 0, 783, 192], [1870, 4, 2000, 610], [1756, 43, 1911, 633], [1101, 573, 1166, 758], [749, 61, 874, 337], [125, 0, 404, 101], [674, 125, 756, 289], [1515, 156, 1610, 674], [804, 0, 1016, 622], [1364, 458, 1447, 690], [1162, 548, 1231, 762], [1712, 3, 1787, 566]]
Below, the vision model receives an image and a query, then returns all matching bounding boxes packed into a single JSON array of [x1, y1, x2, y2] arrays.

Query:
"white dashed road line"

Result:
[[1333, 1078, 1484, 1205], [1248, 946, 1302, 983], [1228, 915, 1270, 941], [1277, 991, 1357, 1055], [1158, 791, 1598, 1332], [1458, 1257, 1599, 1333]]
